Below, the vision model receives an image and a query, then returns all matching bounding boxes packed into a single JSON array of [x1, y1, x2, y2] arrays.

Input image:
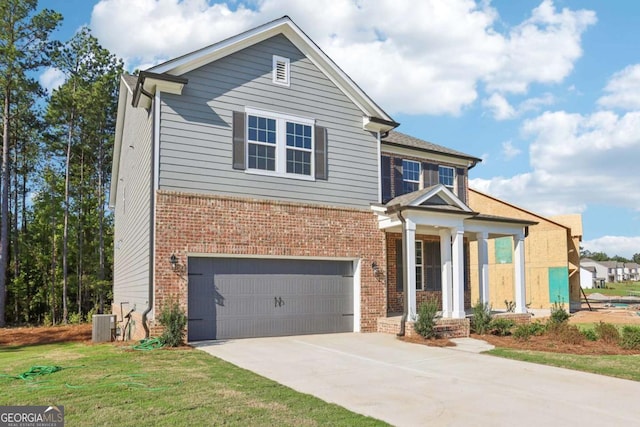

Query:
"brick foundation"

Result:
[[153, 191, 387, 333], [493, 312, 532, 325], [377, 315, 470, 338]]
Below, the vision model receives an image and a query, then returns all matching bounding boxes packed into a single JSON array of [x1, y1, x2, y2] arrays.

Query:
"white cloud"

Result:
[[39, 67, 66, 94], [582, 236, 640, 259], [483, 93, 516, 120], [483, 0, 596, 94], [597, 64, 640, 111], [470, 109, 640, 216], [483, 92, 555, 120], [90, 0, 595, 115], [501, 141, 521, 159]]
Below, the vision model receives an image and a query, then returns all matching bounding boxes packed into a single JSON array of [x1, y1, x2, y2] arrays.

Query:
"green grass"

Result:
[[0, 342, 387, 426], [584, 281, 640, 296], [487, 348, 640, 381]]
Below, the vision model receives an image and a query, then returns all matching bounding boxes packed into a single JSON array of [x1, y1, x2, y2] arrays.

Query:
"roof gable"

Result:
[[387, 184, 473, 212], [148, 16, 397, 131]]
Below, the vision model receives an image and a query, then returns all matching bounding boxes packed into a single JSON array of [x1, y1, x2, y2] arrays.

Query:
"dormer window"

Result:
[[438, 165, 455, 189], [273, 55, 290, 86]]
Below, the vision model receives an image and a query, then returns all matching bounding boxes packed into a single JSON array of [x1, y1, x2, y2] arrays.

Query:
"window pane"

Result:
[[286, 121, 312, 149], [248, 143, 275, 171], [286, 149, 311, 175], [248, 115, 276, 144]]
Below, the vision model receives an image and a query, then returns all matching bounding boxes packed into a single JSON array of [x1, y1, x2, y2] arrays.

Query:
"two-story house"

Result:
[[111, 16, 536, 341]]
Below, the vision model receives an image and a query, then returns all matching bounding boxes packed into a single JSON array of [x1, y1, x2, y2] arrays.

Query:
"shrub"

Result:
[[549, 302, 570, 325], [557, 324, 585, 345], [158, 299, 187, 347], [620, 326, 640, 350], [471, 301, 493, 335], [68, 312, 83, 325], [581, 328, 598, 341], [414, 299, 439, 339], [594, 321, 620, 344], [490, 318, 515, 336], [513, 321, 546, 342]]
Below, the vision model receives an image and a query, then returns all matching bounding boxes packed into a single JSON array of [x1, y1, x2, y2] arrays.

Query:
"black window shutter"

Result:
[[393, 158, 404, 197], [381, 155, 391, 203], [232, 111, 246, 170], [423, 162, 438, 187], [456, 167, 466, 203], [396, 239, 403, 292], [314, 126, 328, 180]]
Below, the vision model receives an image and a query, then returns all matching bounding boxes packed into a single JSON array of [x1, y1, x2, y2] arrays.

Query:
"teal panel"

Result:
[[494, 237, 512, 264], [548, 267, 569, 303]]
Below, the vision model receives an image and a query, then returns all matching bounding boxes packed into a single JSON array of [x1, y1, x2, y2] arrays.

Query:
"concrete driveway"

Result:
[[193, 333, 640, 426]]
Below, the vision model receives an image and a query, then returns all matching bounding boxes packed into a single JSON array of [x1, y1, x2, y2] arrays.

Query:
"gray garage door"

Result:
[[187, 258, 354, 341]]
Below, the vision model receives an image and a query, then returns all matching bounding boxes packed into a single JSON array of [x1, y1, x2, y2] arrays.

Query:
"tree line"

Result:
[[0, 0, 122, 326], [580, 249, 640, 264]]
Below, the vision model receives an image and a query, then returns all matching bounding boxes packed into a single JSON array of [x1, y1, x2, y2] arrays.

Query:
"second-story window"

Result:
[[245, 108, 314, 178], [438, 165, 455, 189], [402, 159, 420, 193]]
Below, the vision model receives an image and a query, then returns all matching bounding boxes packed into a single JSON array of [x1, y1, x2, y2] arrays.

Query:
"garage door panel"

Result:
[[187, 258, 354, 340]]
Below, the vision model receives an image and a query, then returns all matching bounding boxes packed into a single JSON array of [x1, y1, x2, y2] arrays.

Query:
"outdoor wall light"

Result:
[[371, 261, 380, 275], [170, 253, 178, 270]]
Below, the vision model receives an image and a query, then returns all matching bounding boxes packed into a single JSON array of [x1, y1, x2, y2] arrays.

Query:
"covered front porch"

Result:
[[372, 185, 536, 328]]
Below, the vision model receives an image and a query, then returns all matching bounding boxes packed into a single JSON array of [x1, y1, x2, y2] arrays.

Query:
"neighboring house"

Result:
[[580, 258, 609, 284], [580, 266, 596, 289], [627, 263, 640, 281], [112, 17, 543, 341], [466, 191, 583, 312]]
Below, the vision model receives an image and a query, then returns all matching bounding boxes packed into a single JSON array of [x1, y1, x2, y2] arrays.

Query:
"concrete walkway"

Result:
[[194, 333, 640, 427]]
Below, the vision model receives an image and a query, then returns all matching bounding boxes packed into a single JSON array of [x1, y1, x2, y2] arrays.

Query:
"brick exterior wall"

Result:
[[153, 190, 387, 333], [386, 233, 472, 314]]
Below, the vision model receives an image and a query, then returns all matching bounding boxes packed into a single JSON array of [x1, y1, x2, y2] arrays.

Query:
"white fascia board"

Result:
[[464, 220, 525, 237], [363, 117, 396, 133], [137, 77, 186, 109], [149, 17, 395, 124], [404, 210, 469, 229], [109, 78, 130, 208]]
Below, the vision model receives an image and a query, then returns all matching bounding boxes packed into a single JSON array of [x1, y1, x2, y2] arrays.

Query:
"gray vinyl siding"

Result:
[[158, 35, 379, 208], [113, 90, 152, 312]]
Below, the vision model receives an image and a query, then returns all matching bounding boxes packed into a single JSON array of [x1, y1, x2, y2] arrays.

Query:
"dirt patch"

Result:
[[0, 324, 92, 347], [569, 304, 640, 325]]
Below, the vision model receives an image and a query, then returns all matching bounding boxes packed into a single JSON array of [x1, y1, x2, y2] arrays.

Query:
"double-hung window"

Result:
[[245, 108, 314, 178], [438, 165, 455, 189], [402, 159, 420, 193]]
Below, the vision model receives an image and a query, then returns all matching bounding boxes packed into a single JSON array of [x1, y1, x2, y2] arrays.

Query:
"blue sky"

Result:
[[38, 0, 640, 258]]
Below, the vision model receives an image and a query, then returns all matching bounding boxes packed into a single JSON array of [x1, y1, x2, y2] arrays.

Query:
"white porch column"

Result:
[[404, 219, 417, 320], [451, 228, 466, 319], [477, 232, 489, 305], [439, 229, 452, 318], [514, 233, 527, 314]]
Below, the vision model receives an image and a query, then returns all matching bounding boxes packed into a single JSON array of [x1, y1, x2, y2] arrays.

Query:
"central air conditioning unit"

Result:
[[92, 314, 117, 343]]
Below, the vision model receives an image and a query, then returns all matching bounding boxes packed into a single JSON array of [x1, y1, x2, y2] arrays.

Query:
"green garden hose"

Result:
[[132, 337, 164, 351]]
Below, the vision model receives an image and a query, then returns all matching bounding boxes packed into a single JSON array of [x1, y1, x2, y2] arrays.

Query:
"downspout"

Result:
[[397, 209, 408, 336], [141, 95, 158, 338]]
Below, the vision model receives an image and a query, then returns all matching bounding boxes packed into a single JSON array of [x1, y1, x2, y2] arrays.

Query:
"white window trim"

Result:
[[438, 165, 455, 190], [272, 55, 290, 87], [415, 240, 424, 291], [244, 107, 315, 180]]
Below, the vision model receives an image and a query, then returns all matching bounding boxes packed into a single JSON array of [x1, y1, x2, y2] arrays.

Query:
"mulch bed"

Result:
[[0, 324, 92, 346], [473, 333, 640, 355]]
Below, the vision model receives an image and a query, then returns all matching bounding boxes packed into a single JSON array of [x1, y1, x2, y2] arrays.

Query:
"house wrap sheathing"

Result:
[[468, 189, 583, 312]]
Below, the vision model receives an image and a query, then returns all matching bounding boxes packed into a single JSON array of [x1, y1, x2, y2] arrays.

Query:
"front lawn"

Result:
[[487, 348, 640, 382], [0, 342, 386, 426], [584, 281, 640, 296]]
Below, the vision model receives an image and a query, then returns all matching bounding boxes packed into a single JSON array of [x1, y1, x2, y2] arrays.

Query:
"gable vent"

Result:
[[273, 55, 290, 86]]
